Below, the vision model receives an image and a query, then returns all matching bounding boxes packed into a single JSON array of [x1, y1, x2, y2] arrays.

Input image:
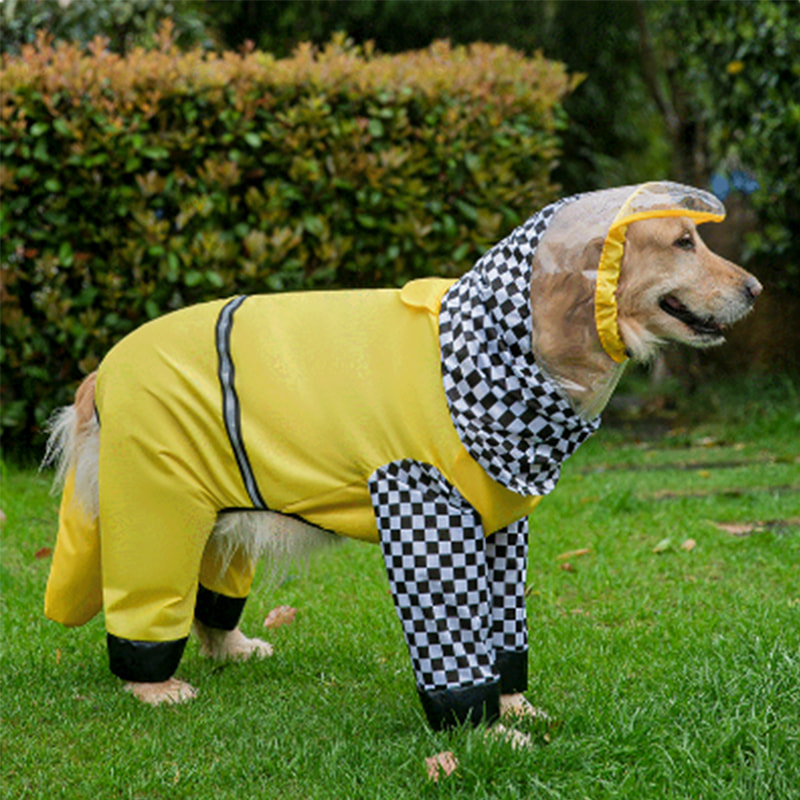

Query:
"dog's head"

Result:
[[527, 182, 761, 416], [530, 182, 761, 367]]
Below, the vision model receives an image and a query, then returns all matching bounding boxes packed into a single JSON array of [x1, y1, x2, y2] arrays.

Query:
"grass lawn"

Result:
[[2, 375, 798, 799]]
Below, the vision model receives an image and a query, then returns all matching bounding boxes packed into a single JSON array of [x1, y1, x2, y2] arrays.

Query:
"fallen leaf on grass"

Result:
[[559, 562, 575, 572], [426, 751, 458, 782], [713, 521, 760, 536], [762, 517, 800, 533], [680, 538, 697, 552], [712, 518, 800, 537], [653, 538, 672, 554], [34, 547, 53, 560], [263, 605, 297, 629], [556, 547, 591, 561]]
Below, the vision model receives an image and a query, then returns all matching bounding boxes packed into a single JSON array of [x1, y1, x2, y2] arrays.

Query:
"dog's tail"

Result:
[[42, 372, 100, 520], [42, 372, 103, 627]]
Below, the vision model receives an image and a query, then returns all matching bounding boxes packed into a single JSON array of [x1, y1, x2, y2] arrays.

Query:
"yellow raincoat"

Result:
[[45, 278, 541, 653]]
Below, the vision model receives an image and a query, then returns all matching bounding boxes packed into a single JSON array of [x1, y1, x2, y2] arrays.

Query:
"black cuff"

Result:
[[194, 585, 247, 631], [107, 634, 187, 682], [418, 680, 501, 731], [495, 649, 528, 694]]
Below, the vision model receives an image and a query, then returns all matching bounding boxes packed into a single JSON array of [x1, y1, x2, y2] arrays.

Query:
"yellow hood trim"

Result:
[[594, 191, 726, 363]]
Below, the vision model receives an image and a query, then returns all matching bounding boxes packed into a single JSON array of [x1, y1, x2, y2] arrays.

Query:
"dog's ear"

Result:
[[580, 237, 604, 279], [530, 268, 598, 387], [530, 229, 605, 356]]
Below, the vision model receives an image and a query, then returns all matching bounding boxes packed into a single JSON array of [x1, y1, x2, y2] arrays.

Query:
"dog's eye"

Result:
[[673, 234, 695, 251]]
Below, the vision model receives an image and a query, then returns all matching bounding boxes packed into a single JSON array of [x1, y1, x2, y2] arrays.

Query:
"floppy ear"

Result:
[[530, 269, 597, 379], [580, 236, 604, 280], [530, 233, 604, 347]]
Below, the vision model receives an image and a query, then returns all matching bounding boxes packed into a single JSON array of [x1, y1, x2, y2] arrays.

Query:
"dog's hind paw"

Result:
[[125, 678, 198, 705], [221, 630, 274, 661], [195, 622, 274, 662]]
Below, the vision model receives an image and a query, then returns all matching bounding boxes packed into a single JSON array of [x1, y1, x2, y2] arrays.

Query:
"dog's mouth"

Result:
[[659, 294, 725, 339]]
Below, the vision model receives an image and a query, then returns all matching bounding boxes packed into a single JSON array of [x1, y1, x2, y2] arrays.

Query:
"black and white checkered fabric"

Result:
[[439, 198, 601, 496], [367, 197, 606, 704], [486, 516, 529, 654], [370, 460, 530, 694], [371, 460, 495, 692]]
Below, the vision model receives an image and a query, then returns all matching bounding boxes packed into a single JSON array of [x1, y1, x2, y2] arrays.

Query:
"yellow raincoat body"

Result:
[[46, 278, 541, 650]]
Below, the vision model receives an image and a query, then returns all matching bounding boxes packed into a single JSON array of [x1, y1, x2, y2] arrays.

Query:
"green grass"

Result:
[[2, 376, 799, 799]]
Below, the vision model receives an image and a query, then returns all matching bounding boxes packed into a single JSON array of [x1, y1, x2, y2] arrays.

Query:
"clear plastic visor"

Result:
[[532, 182, 725, 276]]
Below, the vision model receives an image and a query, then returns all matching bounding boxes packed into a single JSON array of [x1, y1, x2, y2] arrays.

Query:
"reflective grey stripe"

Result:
[[216, 296, 266, 509]]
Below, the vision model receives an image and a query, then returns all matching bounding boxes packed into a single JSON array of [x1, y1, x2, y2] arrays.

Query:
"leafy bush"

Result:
[[1, 0, 214, 56], [0, 26, 576, 450], [653, 0, 800, 291]]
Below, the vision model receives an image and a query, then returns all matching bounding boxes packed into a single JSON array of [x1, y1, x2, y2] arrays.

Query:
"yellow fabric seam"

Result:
[[609, 208, 725, 231], [595, 224, 629, 363]]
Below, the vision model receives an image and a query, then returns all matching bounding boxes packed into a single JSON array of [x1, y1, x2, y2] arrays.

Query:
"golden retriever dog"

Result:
[[43, 182, 760, 740]]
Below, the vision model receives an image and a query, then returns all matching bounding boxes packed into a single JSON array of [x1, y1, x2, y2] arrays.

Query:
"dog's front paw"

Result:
[[500, 693, 550, 722], [125, 678, 198, 705], [486, 722, 533, 750]]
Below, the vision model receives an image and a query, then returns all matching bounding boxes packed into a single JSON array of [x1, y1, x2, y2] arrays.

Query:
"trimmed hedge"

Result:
[[0, 25, 577, 450]]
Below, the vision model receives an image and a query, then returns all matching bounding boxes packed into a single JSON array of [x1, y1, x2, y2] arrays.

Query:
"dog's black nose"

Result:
[[744, 276, 763, 301]]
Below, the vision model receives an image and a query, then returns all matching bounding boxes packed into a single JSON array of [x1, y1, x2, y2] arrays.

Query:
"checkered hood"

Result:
[[439, 197, 601, 496]]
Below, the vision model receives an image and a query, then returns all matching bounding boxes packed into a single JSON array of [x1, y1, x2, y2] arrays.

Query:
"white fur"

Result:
[[42, 405, 100, 520], [616, 319, 664, 364], [193, 620, 274, 661], [208, 509, 338, 589], [124, 677, 198, 705]]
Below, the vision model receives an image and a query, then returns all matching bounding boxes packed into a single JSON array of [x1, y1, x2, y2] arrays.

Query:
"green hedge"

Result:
[[0, 26, 577, 451]]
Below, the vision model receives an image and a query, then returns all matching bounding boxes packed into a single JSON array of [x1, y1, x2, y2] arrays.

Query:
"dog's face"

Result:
[[616, 216, 762, 362]]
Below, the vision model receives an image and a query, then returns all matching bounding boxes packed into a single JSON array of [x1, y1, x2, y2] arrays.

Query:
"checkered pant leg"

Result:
[[370, 460, 495, 696], [486, 516, 530, 693]]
